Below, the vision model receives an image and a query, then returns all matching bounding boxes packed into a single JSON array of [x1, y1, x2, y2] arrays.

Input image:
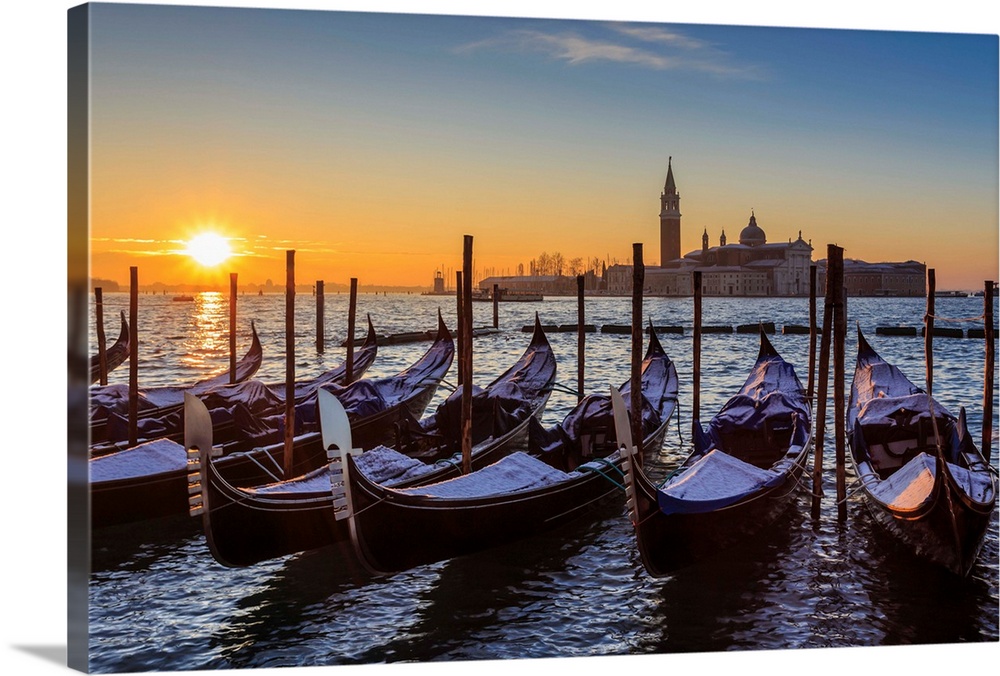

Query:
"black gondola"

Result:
[[91, 316, 444, 528], [90, 318, 378, 447], [621, 330, 812, 575], [193, 316, 556, 567], [339, 328, 678, 574], [847, 328, 996, 576], [89, 322, 266, 444], [89, 311, 130, 384]]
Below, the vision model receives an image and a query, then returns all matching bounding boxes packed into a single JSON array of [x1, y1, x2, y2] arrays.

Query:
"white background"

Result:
[[2, 1, 997, 675]]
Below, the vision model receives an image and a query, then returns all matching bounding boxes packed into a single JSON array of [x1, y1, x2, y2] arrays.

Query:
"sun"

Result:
[[184, 232, 232, 267]]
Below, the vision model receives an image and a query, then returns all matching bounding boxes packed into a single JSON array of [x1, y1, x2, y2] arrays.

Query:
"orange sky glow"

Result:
[[86, 5, 998, 292]]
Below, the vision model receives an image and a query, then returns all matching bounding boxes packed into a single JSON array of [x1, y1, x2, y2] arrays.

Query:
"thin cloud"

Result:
[[459, 26, 766, 80], [609, 25, 709, 51]]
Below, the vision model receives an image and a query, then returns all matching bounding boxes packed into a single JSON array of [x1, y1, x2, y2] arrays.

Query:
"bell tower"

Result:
[[659, 157, 681, 266]]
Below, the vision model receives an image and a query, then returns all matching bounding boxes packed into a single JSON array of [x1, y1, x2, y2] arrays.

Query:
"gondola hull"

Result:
[[848, 329, 997, 576], [92, 316, 449, 529], [90, 311, 129, 384], [623, 330, 812, 576], [628, 452, 807, 576], [344, 328, 678, 574], [197, 317, 557, 567], [859, 469, 994, 577], [348, 424, 671, 574], [90, 318, 376, 447]]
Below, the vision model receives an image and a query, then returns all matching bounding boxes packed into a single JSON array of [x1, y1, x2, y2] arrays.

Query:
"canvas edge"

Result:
[[67, 2, 92, 673]]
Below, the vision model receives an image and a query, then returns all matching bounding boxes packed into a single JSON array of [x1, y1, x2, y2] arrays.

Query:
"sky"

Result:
[[82, 2, 999, 291]]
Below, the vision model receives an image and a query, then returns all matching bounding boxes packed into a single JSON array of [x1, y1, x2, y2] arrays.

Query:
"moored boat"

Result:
[[89, 311, 130, 384], [90, 319, 379, 446], [339, 328, 678, 574], [621, 330, 812, 575], [89, 322, 266, 444], [90, 316, 444, 528], [847, 329, 996, 576], [193, 316, 556, 567]]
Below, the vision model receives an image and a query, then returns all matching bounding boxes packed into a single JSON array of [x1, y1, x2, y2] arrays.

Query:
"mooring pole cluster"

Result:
[[811, 245, 846, 520]]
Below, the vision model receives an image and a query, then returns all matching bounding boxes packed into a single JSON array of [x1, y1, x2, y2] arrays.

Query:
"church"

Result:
[[608, 158, 814, 296]]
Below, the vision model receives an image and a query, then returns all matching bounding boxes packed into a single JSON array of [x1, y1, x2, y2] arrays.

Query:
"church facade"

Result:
[[610, 159, 814, 296]]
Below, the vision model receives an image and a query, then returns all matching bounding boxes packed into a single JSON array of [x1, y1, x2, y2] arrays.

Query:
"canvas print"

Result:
[[66, 2, 998, 673]]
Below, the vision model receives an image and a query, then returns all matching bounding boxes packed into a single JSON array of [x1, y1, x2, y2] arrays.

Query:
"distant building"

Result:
[[477, 271, 603, 296], [817, 258, 926, 296], [611, 160, 814, 296], [481, 159, 924, 297]]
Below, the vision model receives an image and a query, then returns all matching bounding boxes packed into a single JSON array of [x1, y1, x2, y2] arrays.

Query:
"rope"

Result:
[[672, 397, 685, 446], [434, 454, 463, 470], [579, 463, 627, 491], [549, 382, 581, 397], [243, 449, 283, 483]]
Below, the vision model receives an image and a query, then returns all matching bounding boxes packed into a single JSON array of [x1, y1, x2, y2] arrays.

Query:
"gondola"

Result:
[[89, 311, 130, 384], [339, 328, 678, 574], [91, 316, 445, 528], [621, 330, 812, 575], [847, 329, 996, 576], [193, 316, 556, 567], [89, 318, 377, 446], [88, 321, 266, 443]]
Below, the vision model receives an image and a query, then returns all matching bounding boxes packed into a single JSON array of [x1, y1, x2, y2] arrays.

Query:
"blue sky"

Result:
[[84, 4, 997, 288]]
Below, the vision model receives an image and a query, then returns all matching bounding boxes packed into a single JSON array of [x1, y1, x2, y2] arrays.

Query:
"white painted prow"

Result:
[[184, 392, 218, 517], [610, 386, 640, 522], [319, 388, 363, 521]]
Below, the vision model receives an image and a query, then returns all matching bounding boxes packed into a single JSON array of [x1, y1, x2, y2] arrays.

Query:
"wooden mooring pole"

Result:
[[811, 255, 835, 520], [316, 280, 325, 353], [577, 274, 585, 402], [925, 269, 936, 396], [808, 264, 817, 402], [630, 243, 645, 462], [95, 287, 107, 385], [456, 271, 464, 388], [284, 251, 296, 478], [461, 235, 474, 475], [229, 272, 238, 384], [346, 278, 358, 383], [984, 280, 995, 464], [128, 266, 138, 448], [830, 246, 848, 522], [493, 283, 499, 329], [692, 270, 703, 435]]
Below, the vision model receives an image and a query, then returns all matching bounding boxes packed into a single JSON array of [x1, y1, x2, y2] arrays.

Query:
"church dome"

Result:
[[739, 212, 766, 247]]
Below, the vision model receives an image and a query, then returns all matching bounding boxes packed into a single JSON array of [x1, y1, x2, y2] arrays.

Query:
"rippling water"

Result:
[[86, 292, 998, 672]]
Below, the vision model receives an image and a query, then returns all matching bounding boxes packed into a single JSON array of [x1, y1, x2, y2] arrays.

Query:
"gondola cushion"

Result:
[[90, 437, 186, 482], [657, 449, 781, 514], [398, 451, 571, 499], [868, 451, 936, 511]]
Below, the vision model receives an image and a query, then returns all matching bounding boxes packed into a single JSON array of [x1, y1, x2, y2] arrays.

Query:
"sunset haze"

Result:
[[87, 4, 998, 291]]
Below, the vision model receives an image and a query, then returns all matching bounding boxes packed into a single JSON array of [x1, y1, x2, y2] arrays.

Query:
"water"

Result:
[[85, 292, 999, 672]]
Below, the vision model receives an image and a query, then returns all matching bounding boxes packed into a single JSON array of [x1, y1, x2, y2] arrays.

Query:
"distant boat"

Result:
[[934, 290, 969, 298], [172, 295, 194, 302]]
